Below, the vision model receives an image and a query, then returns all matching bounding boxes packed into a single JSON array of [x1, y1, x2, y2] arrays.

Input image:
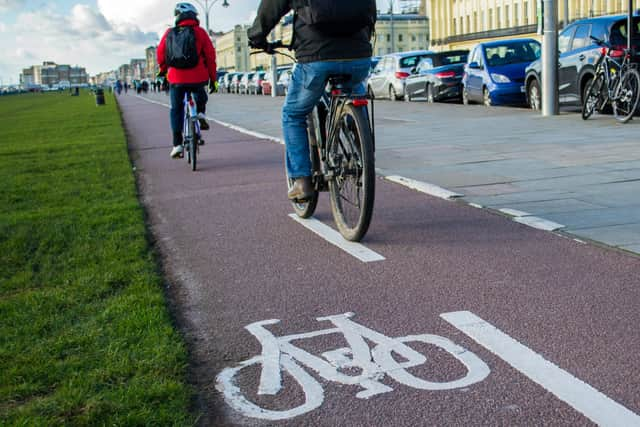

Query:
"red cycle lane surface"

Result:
[[119, 95, 640, 427]]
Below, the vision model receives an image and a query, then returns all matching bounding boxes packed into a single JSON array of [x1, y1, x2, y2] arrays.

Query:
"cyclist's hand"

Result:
[[208, 81, 217, 94], [248, 37, 268, 50], [156, 70, 167, 79]]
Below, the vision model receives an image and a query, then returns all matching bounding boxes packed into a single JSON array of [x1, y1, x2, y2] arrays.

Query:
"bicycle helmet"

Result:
[[174, 2, 198, 16]]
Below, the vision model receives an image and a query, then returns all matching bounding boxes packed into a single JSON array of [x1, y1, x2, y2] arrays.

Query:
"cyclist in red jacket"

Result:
[[158, 2, 217, 158]]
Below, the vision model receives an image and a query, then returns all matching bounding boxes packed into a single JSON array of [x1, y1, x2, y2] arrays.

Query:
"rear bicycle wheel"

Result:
[[189, 119, 197, 171], [288, 108, 321, 218], [328, 102, 375, 242], [582, 74, 605, 120], [613, 68, 640, 123]]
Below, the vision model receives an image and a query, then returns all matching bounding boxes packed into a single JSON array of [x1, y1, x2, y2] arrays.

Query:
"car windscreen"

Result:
[[484, 42, 541, 66], [610, 18, 640, 46], [435, 53, 468, 66], [399, 55, 426, 68]]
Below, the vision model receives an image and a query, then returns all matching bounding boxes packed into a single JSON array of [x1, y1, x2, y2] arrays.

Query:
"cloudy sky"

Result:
[[0, 0, 395, 85]]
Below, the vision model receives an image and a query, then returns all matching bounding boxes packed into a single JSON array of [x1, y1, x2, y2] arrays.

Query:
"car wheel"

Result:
[[483, 87, 492, 106], [426, 84, 435, 103], [389, 85, 397, 101], [528, 79, 541, 110], [462, 85, 470, 105]]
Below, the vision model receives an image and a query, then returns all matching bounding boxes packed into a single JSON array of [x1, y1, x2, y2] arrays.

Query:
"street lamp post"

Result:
[[193, 0, 230, 36], [388, 0, 395, 53]]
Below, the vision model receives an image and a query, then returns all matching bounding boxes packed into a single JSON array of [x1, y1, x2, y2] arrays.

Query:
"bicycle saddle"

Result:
[[327, 74, 352, 88]]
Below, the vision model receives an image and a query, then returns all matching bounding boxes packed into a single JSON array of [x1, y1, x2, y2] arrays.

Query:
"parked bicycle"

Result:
[[582, 35, 640, 123], [254, 41, 376, 241], [181, 91, 203, 171]]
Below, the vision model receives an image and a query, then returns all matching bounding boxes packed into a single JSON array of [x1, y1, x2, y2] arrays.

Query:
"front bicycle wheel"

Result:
[[582, 74, 605, 120], [287, 108, 321, 218], [189, 119, 197, 171], [613, 67, 640, 123], [328, 102, 375, 242]]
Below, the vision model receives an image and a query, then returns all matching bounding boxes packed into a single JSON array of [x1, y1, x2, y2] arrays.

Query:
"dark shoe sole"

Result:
[[199, 120, 210, 131]]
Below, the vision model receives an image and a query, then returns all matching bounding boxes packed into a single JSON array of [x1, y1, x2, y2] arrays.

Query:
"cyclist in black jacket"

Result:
[[248, 0, 376, 201]]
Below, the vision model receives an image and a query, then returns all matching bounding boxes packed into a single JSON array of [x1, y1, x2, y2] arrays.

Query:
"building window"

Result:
[[474, 12, 478, 32], [524, 1, 529, 25], [387, 33, 391, 42], [466, 15, 470, 33], [489, 9, 493, 29], [497, 6, 501, 28], [453, 18, 457, 34], [399, 34, 403, 42], [515, 3, 520, 26], [412, 34, 416, 42], [505, 5, 510, 27]]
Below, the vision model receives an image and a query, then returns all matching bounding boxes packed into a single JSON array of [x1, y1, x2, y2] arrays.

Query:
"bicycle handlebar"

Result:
[[249, 39, 286, 55]]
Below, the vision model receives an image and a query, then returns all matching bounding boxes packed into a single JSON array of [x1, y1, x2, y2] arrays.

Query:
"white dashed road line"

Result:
[[441, 311, 640, 427], [288, 214, 385, 263]]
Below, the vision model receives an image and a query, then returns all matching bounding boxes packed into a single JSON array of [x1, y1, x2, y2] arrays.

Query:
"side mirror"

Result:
[[468, 61, 481, 69]]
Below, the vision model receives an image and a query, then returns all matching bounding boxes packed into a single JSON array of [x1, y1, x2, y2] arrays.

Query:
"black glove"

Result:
[[248, 38, 268, 50], [209, 80, 217, 94]]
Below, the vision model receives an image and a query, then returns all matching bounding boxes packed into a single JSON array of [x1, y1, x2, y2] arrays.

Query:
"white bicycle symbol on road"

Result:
[[216, 312, 490, 420]]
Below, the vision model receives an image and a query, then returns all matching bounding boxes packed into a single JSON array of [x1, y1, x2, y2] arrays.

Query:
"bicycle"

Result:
[[582, 35, 640, 123], [254, 41, 376, 242], [179, 91, 203, 171]]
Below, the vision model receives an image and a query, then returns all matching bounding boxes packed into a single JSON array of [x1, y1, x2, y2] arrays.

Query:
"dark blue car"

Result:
[[462, 38, 541, 106]]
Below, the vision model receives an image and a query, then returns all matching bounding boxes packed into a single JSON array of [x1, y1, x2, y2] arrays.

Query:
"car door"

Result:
[[466, 47, 485, 101], [558, 24, 591, 103], [368, 56, 389, 96]]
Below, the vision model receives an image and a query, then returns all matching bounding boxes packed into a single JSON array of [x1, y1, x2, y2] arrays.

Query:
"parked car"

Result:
[[219, 72, 235, 93], [366, 50, 433, 100], [261, 66, 293, 96], [462, 38, 541, 106], [276, 67, 293, 96], [404, 50, 469, 102], [230, 73, 243, 94], [248, 71, 266, 95], [238, 72, 255, 95], [524, 15, 640, 110]]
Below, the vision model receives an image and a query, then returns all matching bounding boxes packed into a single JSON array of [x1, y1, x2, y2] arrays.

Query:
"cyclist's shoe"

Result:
[[170, 145, 184, 158], [287, 177, 313, 202], [197, 113, 210, 131]]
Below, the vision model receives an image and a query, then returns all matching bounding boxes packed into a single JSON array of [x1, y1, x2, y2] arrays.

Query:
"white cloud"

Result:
[[0, 0, 21, 12], [0, 5, 159, 80]]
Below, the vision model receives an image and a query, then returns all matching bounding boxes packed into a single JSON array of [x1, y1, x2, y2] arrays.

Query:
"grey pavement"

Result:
[[141, 91, 640, 255]]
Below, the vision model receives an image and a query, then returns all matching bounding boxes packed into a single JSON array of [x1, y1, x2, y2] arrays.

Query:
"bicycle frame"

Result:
[[592, 42, 635, 100], [182, 91, 201, 144]]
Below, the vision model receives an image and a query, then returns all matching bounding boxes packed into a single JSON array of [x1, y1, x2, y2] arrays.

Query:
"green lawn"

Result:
[[0, 92, 195, 425]]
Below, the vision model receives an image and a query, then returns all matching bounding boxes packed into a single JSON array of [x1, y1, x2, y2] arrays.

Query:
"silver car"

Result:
[[367, 50, 433, 100]]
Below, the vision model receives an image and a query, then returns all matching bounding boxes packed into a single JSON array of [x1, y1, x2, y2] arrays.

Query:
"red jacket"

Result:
[[157, 19, 217, 85]]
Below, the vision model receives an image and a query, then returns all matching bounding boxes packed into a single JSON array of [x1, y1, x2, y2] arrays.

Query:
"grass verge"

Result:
[[0, 92, 194, 425]]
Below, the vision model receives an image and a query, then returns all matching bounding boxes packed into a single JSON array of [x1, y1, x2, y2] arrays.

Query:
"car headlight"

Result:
[[491, 73, 511, 83]]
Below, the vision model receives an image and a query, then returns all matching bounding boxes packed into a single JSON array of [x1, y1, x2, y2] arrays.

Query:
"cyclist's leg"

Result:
[[193, 85, 210, 130], [169, 84, 187, 157], [282, 62, 331, 181]]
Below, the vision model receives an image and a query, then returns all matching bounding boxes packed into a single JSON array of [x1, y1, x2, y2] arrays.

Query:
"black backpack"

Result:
[[165, 26, 199, 69], [293, 0, 376, 37]]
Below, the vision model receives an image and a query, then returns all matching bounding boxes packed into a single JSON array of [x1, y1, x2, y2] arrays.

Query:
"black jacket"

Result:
[[247, 0, 374, 63]]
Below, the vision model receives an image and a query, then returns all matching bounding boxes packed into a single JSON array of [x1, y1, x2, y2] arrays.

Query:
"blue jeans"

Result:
[[169, 84, 208, 146], [282, 59, 372, 178]]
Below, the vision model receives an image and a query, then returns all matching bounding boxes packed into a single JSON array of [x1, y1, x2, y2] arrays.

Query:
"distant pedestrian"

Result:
[[124, 83, 128, 94], [115, 79, 123, 95]]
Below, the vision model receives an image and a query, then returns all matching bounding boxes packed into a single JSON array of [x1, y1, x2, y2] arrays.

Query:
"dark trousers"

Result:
[[169, 84, 208, 146]]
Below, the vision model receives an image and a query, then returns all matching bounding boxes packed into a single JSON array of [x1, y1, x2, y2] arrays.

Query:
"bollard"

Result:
[[95, 88, 105, 106]]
